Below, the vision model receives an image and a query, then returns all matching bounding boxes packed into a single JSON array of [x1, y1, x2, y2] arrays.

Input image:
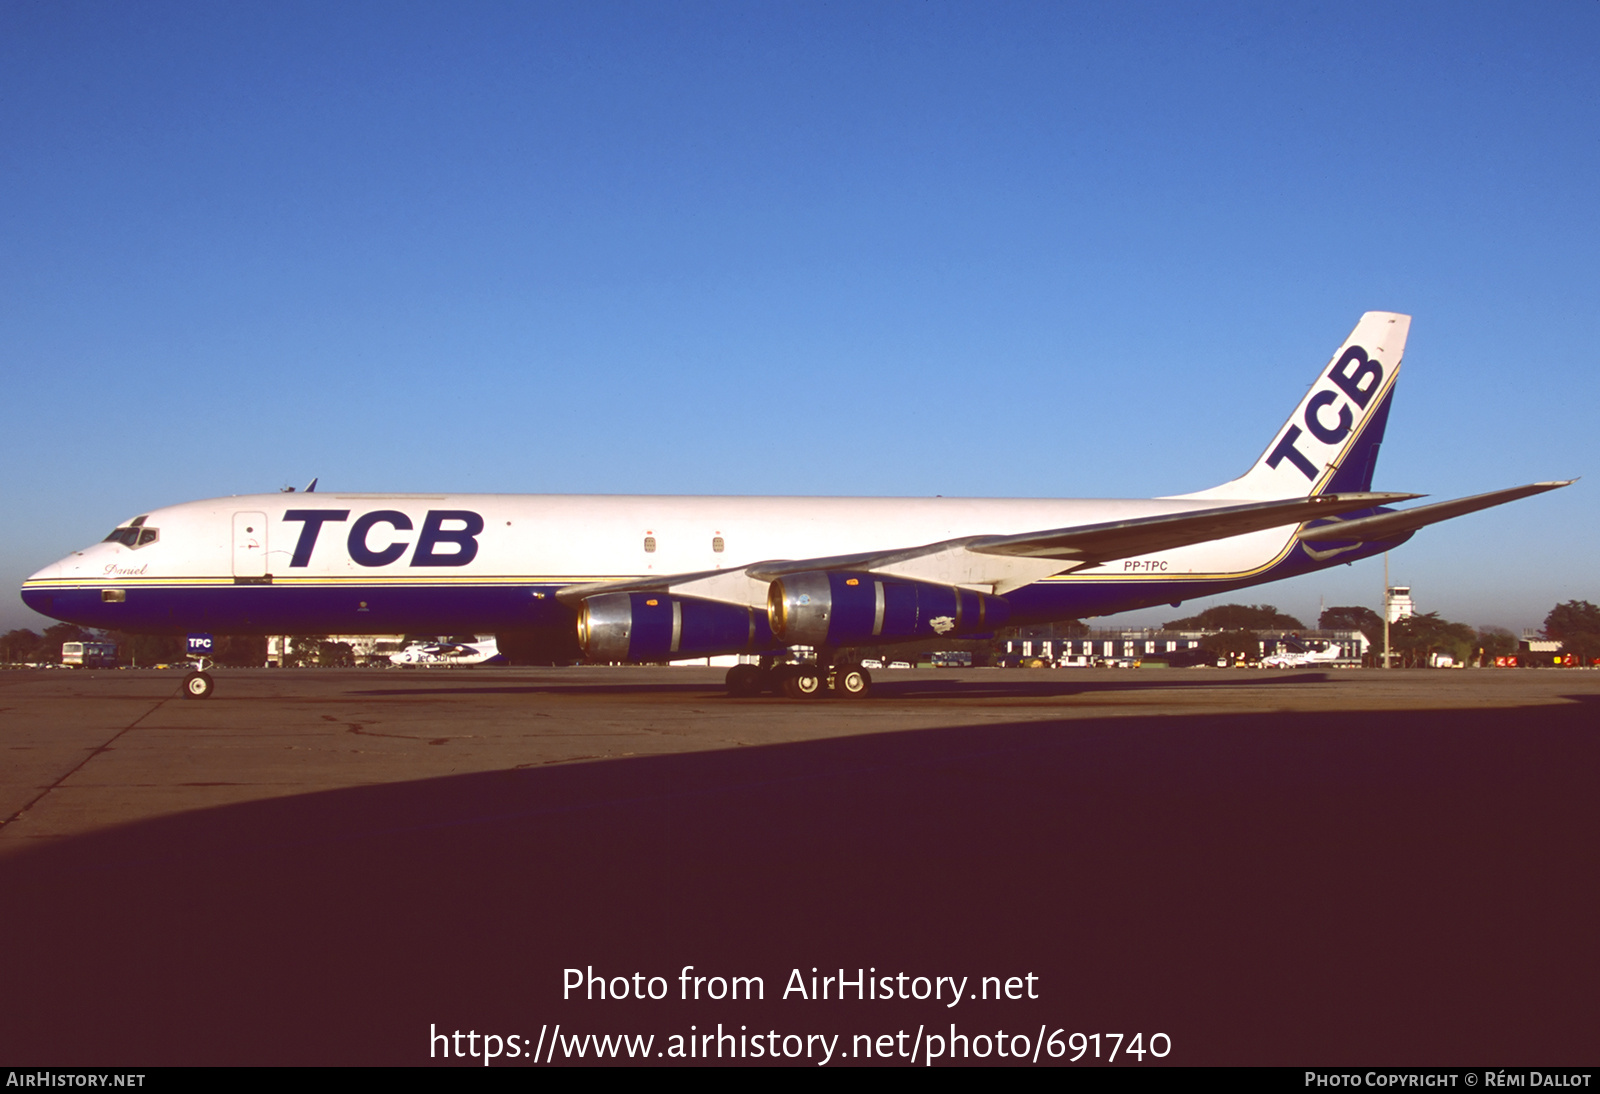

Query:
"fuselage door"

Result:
[[233, 512, 268, 577]]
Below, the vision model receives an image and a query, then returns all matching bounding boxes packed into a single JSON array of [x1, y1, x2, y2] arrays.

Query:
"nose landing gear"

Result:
[[181, 633, 217, 698], [182, 663, 215, 699]]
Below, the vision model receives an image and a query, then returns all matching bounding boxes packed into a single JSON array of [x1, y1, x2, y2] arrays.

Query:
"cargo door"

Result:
[[233, 512, 268, 577]]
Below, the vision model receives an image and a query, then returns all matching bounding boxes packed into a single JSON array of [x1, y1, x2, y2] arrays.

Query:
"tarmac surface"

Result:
[[2, 665, 1597, 1065]]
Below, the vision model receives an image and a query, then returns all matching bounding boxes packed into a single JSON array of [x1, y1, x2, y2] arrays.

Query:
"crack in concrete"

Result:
[[0, 691, 175, 829]]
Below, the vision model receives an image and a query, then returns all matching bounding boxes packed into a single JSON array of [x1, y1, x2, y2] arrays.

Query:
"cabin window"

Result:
[[101, 589, 126, 603], [643, 535, 657, 553]]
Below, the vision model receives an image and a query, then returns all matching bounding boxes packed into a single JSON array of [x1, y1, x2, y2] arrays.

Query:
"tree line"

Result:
[[1154, 600, 1600, 667]]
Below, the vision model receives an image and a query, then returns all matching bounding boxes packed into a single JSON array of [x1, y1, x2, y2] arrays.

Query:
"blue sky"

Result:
[[3, 1, 1595, 634]]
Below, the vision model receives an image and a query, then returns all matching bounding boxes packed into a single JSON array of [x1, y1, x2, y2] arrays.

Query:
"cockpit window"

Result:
[[103, 517, 158, 549]]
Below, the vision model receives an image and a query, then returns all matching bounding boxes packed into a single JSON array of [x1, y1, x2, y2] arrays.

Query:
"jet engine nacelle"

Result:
[[577, 592, 775, 662], [767, 571, 1010, 648]]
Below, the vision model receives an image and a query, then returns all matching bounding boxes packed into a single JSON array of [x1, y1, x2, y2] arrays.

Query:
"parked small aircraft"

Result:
[[389, 637, 504, 667], [1260, 640, 1343, 669]]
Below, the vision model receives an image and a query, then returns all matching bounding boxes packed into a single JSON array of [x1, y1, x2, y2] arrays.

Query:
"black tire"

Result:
[[833, 666, 872, 699], [183, 671, 214, 700], [725, 663, 766, 697], [780, 666, 824, 700]]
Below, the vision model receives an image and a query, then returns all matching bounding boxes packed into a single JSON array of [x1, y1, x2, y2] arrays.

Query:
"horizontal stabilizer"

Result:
[[1299, 481, 1574, 544]]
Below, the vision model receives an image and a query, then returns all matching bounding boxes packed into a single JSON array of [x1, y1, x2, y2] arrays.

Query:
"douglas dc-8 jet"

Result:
[[22, 312, 1572, 699]]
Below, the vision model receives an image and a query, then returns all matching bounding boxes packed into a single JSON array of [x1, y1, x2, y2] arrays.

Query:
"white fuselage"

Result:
[[31, 491, 1302, 590], [21, 490, 1335, 644]]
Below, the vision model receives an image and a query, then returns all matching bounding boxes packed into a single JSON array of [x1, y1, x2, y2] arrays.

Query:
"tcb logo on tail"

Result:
[[1265, 345, 1387, 482]]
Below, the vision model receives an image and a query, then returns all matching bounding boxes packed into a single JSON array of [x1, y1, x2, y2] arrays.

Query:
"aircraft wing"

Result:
[[557, 491, 1416, 603], [1298, 481, 1574, 545]]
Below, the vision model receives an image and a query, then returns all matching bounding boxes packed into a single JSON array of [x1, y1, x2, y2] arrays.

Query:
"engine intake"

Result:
[[767, 571, 1009, 647], [577, 592, 774, 663]]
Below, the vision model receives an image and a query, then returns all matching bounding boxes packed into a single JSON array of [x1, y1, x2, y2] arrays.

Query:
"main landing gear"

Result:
[[724, 658, 873, 700]]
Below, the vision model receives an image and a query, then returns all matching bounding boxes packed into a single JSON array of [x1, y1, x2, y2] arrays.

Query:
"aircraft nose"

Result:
[[20, 556, 72, 617], [21, 562, 62, 614], [26, 558, 66, 583]]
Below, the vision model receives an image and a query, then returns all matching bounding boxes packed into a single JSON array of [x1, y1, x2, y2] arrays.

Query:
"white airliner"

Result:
[[21, 312, 1571, 700]]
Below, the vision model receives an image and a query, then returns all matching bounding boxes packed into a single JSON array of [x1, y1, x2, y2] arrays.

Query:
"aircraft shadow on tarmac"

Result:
[[349, 670, 1332, 700], [2, 697, 1596, 1066]]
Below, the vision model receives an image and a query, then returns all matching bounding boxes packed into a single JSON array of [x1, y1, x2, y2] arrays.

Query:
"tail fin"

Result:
[[1174, 311, 1409, 500]]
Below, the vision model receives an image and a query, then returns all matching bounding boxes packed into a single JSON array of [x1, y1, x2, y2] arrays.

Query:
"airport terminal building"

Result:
[[1004, 627, 1370, 667]]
